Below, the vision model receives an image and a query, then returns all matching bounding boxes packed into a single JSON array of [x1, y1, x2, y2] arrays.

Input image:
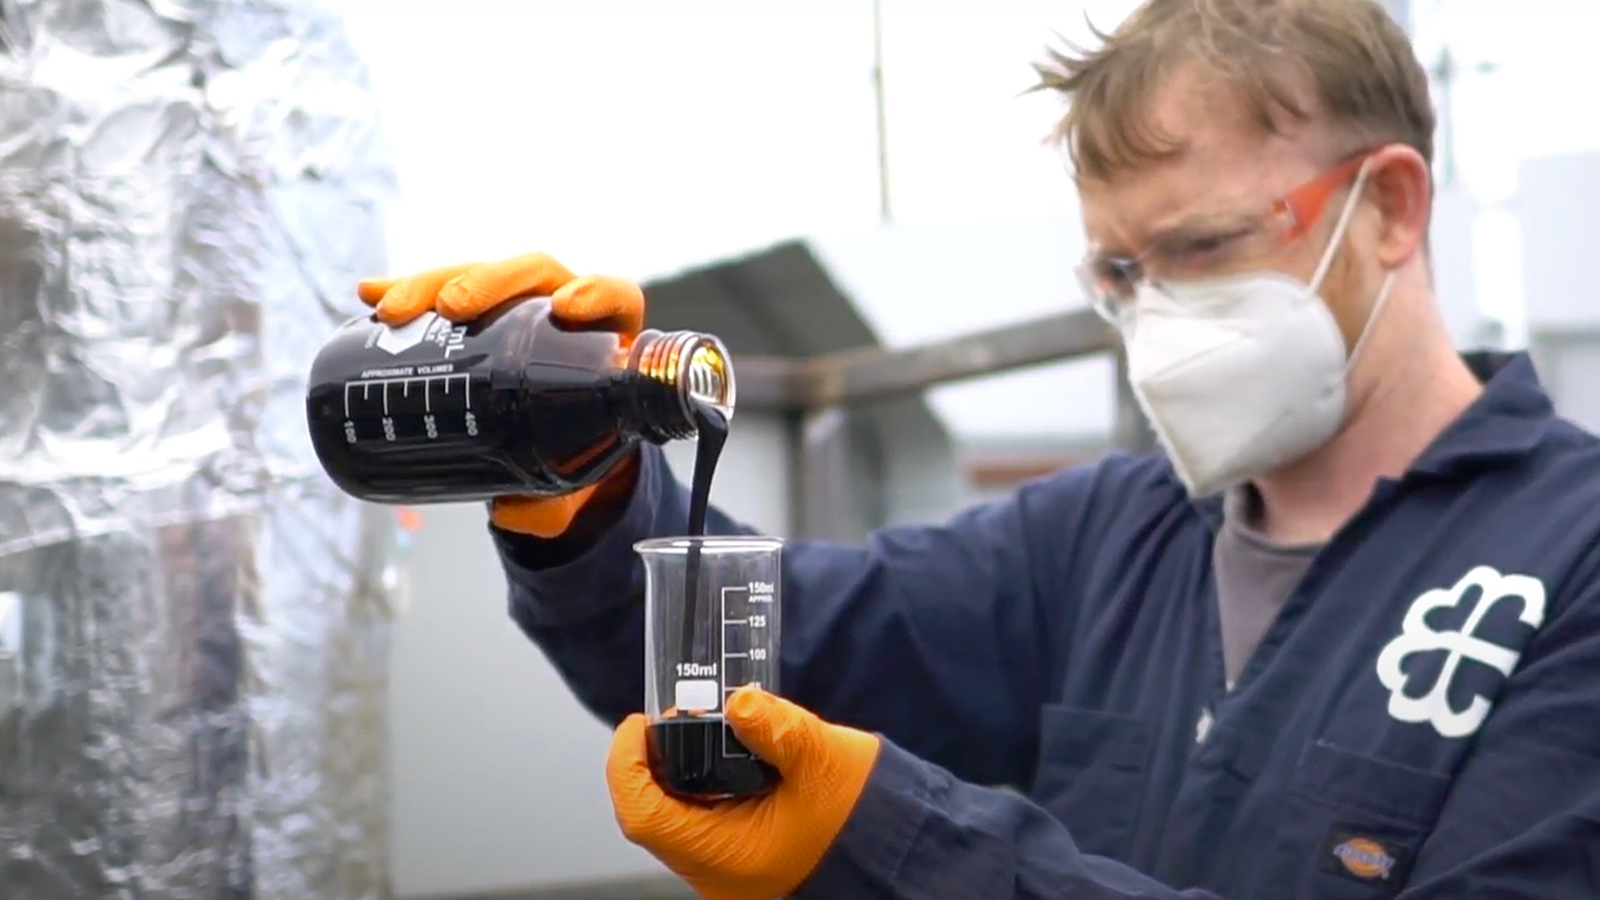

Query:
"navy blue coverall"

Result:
[[500, 352, 1600, 898]]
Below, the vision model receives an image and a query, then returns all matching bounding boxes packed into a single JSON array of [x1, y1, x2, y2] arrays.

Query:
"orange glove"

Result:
[[355, 253, 646, 538], [607, 687, 882, 900]]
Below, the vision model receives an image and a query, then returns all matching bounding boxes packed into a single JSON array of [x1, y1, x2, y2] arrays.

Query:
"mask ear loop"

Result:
[[1324, 158, 1398, 370], [1345, 271, 1398, 369], [1307, 160, 1374, 294]]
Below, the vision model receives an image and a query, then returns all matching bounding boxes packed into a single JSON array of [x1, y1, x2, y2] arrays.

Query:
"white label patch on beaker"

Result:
[[674, 679, 720, 713]]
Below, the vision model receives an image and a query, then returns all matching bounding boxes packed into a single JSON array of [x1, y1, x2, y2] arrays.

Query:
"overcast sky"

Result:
[[337, 1, 1145, 273]]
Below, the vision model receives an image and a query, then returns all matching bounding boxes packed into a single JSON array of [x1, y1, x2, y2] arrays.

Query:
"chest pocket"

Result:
[[1029, 705, 1155, 862], [1270, 741, 1453, 899]]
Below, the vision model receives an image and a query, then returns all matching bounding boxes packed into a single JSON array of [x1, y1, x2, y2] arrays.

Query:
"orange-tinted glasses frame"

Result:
[[1276, 148, 1378, 242], [1081, 147, 1380, 306]]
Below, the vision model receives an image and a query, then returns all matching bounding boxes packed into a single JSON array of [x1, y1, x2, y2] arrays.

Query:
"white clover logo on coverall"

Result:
[[1375, 566, 1547, 739]]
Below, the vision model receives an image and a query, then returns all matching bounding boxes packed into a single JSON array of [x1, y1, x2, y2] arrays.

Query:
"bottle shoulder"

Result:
[[476, 298, 630, 371]]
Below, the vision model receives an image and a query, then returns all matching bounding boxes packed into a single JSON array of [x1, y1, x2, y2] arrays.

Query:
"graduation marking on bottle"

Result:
[[341, 370, 475, 444]]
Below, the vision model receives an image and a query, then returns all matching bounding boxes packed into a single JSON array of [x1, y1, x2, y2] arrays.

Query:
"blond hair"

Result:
[[1031, 0, 1435, 181]]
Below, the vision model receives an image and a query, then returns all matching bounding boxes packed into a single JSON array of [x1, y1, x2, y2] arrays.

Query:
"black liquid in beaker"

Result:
[[647, 718, 781, 801]]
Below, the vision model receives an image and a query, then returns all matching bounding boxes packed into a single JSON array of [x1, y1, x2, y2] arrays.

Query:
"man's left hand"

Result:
[[606, 687, 882, 900]]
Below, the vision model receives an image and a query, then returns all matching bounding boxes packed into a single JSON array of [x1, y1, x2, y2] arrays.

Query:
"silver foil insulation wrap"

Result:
[[0, 1, 399, 898]]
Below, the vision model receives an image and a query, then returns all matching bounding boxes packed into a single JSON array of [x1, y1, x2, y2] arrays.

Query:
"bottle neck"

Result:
[[621, 329, 736, 442]]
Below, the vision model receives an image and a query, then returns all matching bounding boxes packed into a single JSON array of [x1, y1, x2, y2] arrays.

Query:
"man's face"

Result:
[[1075, 66, 1383, 350]]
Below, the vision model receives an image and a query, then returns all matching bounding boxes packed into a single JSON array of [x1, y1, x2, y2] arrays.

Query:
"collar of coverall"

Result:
[[1404, 351, 1555, 477], [1190, 350, 1557, 529]]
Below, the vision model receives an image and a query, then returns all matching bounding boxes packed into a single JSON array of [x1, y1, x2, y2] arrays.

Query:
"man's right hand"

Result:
[[356, 252, 647, 539]]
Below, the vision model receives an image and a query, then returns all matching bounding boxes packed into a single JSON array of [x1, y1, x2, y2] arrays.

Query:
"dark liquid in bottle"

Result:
[[646, 403, 781, 802], [304, 299, 697, 505]]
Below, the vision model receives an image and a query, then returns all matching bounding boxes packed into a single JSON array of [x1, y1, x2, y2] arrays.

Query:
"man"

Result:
[[358, 1, 1600, 897]]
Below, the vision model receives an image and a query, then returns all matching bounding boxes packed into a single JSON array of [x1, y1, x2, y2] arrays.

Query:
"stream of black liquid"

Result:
[[646, 402, 783, 801]]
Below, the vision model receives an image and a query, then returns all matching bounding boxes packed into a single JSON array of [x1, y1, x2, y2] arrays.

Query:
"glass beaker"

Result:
[[637, 535, 783, 801]]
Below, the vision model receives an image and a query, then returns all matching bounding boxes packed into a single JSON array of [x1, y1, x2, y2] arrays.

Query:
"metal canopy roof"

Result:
[[641, 240, 880, 359]]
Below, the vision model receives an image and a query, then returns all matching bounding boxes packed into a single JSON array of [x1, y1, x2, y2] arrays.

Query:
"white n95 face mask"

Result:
[[1123, 163, 1396, 498]]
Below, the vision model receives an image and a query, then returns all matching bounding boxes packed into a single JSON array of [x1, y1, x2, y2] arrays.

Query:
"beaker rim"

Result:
[[633, 535, 784, 555]]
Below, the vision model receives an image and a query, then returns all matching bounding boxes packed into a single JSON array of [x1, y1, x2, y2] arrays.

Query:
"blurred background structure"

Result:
[[5, 0, 1600, 897], [0, 3, 396, 898]]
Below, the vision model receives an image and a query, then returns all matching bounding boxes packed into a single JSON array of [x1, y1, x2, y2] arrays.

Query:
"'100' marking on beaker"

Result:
[[713, 581, 777, 757]]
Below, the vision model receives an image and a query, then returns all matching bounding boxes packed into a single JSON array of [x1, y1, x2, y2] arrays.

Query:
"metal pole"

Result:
[[792, 406, 859, 540], [870, 0, 893, 223]]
